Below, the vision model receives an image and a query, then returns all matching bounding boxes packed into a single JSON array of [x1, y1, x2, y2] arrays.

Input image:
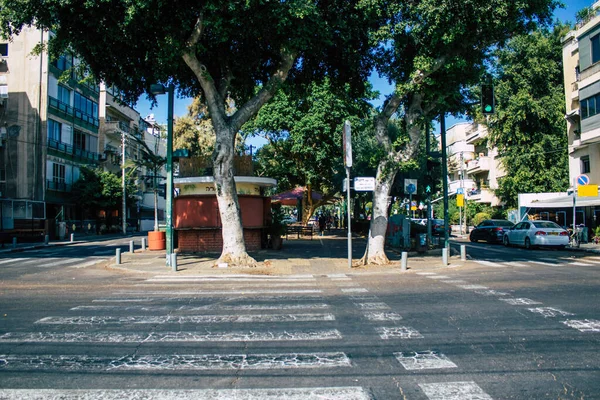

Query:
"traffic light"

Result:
[[423, 174, 434, 197], [481, 84, 495, 114], [426, 159, 440, 170]]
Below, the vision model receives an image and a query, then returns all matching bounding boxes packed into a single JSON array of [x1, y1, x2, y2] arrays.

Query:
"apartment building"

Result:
[[0, 27, 165, 237], [444, 122, 505, 207], [563, 2, 600, 194]]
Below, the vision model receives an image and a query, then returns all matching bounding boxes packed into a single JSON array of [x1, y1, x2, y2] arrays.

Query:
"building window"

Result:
[[54, 54, 72, 71], [0, 43, 7, 57], [581, 155, 591, 174], [52, 163, 66, 184], [593, 34, 600, 64], [580, 93, 600, 119], [73, 92, 98, 118], [47, 119, 61, 142], [57, 85, 71, 105], [74, 129, 86, 151]]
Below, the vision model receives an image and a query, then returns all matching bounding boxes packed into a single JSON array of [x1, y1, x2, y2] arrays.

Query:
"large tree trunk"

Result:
[[213, 128, 256, 266], [362, 159, 397, 265]]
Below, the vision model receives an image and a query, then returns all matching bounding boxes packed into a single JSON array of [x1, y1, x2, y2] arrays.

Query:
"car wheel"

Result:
[[470, 235, 476, 243], [525, 237, 532, 250], [503, 235, 510, 247]]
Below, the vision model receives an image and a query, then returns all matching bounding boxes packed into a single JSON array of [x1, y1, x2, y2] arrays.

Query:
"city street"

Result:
[[0, 238, 598, 399]]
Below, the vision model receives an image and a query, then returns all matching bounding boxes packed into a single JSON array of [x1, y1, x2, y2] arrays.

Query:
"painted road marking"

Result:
[[526, 307, 575, 318], [70, 260, 105, 269], [72, 303, 330, 311], [0, 257, 30, 265], [108, 294, 325, 302], [394, 351, 457, 370], [416, 272, 437, 275], [426, 275, 451, 280], [444, 279, 467, 284], [581, 259, 600, 264], [348, 295, 379, 301], [39, 258, 85, 268], [0, 388, 373, 400], [131, 289, 324, 295], [569, 262, 593, 266], [529, 261, 556, 266], [474, 260, 505, 268], [500, 298, 542, 306], [562, 319, 600, 332], [363, 312, 402, 321], [36, 313, 336, 325], [354, 302, 390, 310], [0, 329, 343, 343], [456, 285, 489, 290], [419, 381, 493, 400], [503, 261, 528, 267], [375, 326, 424, 339], [0, 352, 351, 371], [151, 274, 315, 280], [341, 288, 368, 293], [474, 290, 510, 296]]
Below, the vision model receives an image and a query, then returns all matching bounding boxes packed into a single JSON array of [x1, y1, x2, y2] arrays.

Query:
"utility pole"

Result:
[[459, 151, 463, 236], [122, 131, 127, 235], [425, 123, 432, 244]]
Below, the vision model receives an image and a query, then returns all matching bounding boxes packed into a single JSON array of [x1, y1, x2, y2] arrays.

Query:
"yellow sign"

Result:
[[411, 206, 417, 211], [578, 184, 598, 197], [457, 194, 464, 207]]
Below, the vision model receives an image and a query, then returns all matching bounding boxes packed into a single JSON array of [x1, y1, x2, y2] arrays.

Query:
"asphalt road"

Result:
[[0, 240, 598, 399]]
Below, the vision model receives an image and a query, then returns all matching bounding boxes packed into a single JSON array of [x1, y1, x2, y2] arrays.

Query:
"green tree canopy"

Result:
[[486, 25, 570, 208]]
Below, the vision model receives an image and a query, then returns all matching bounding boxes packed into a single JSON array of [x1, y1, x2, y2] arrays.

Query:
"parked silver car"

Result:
[[503, 220, 569, 249]]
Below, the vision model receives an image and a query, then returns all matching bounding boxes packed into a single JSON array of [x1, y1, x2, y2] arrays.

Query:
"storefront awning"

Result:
[[530, 194, 600, 208]]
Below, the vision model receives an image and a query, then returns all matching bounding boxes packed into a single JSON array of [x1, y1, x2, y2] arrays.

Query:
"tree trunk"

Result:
[[361, 159, 397, 265], [213, 128, 256, 267]]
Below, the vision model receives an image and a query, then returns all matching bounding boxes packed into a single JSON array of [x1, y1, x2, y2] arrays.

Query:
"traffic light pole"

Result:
[[440, 114, 449, 249], [425, 123, 432, 243]]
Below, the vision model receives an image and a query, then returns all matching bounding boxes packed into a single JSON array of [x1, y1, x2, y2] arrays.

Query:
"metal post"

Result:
[[116, 248, 121, 265], [70, 233, 74, 242], [401, 252, 408, 271], [141, 237, 146, 251], [440, 114, 449, 249], [171, 253, 177, 272], [425, 123, 432, 245], [122, 130, 127, 235], [346, 166, 352, 268], [12, 237, 16, 248], [165, 85, 175, 266], [44, 235, 49, 245], [459, 152, 463, 235], [460, 245, 466, 261], [129, 240, 134, 253], [442, 247, 448, 266]]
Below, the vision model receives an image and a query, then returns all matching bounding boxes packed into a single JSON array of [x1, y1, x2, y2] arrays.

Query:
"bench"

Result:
[[285, 225, 313, 240]]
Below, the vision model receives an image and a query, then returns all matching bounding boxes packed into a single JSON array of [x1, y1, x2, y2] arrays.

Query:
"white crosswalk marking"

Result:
[[419, 381, 493, 400], [0, 388, 372, 399], [569, 262, 593, 266], [395, 351, 457, 370], [36, 314, 336, 325], [0, 257, 30, 265], [474, 260, 505, 268], [529, 260, 556, 266], [503, 261, 528, 267]]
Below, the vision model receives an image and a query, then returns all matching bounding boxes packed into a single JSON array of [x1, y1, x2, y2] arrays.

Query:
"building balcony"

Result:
[[447, 141, 475, 157], [47, 138, 100, 163], [581, 126, 600, 145], [467, 188, 496, 204], [104, 120, 131, 138], [48, 96, 99, 132], [466, 156, 491, 173], [46, 179, 72, 192], [466, 127, 488, 144], [449, 179, 475, 195]]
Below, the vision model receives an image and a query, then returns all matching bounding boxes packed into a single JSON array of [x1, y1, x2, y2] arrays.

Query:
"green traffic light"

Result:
[[484, 105, 492, 112]]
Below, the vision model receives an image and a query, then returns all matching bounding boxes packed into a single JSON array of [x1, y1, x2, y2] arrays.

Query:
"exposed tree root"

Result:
[[358, 251, 390, 266], [215, 252, 257, 268]]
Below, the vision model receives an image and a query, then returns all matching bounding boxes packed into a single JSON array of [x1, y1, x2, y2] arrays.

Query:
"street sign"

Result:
[[457, 194, 464, 207], [457, 188, 464, 194], [404, 179, 417, 194], [578, 184, 598, 197], [576, 174, 590, 186], [343, 120, 352, 168], [418, 202, 424, 210], [410, 200, 417, 211], [354, 177, 375, 191]]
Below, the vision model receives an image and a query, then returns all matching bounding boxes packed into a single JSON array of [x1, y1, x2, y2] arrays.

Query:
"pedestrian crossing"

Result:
[[0, 273, 496, 399], [472, 256, 600, 268], [0, 255, 109, 269]]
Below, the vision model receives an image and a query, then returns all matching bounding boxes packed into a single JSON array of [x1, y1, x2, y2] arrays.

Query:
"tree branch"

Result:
[[229, 49, 297, 132]]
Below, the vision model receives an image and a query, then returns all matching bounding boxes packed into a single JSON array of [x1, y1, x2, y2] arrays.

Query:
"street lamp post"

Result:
[[150, 83, 175, 265]]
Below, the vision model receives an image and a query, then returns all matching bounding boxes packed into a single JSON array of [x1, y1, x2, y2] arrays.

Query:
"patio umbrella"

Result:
[[271, 187, 323, 206]]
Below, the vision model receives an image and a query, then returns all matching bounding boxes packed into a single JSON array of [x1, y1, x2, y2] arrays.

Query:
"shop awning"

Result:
[[530, 194, 600, 208]]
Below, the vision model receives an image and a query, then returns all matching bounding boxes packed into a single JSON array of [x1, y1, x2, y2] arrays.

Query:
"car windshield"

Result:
[[532, 221, 561, 229]]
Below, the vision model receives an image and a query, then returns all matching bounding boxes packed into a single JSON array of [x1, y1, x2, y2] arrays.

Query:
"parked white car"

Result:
[[503, 220, 569, 249]]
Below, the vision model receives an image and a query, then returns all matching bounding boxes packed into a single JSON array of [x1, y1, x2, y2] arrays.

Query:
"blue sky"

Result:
[[135, 0, 593, 145]]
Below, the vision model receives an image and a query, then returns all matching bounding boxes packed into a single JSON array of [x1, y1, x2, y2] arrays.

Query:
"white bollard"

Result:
[[70, 233, 74, 242], [401, 252, 408, 271], [44, 235, 49, 245], [141, 237, 146, 251], [12, 237, 17, 249], [116, 248, 121, 265], [171, 253, 177, 272], [460, 245, 466, 261], [442, 247, 448, 266], [129, 240, 134, 253]]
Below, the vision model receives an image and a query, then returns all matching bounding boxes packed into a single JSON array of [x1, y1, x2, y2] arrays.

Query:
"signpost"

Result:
[[404, 179, 417, 218], [572, 174, 597, 244], [354, 177, 375, 191], [343, 121, 352, 269]]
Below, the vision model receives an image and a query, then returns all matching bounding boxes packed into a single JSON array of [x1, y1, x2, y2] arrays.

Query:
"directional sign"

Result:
[[577, 174, 590, 186], [354, 177, 375, 191], [404, 179, 417, 194], [457, 194, 464, 207], [457, 187, 464, 195], [410, 200, 417, 211]]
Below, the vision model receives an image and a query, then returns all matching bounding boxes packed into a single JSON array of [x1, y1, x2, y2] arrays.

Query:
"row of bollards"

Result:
[[401, 244, 467, 271], [114, 238, 177, 272]]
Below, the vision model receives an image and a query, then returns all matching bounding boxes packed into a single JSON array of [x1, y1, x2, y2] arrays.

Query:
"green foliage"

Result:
[[484, 25, 570, 208], [472, 212, 492, 226], [70, 167, 137, 211]]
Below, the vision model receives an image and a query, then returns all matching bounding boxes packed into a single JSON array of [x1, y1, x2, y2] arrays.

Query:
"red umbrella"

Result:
[[271, 187, 322, 206]]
